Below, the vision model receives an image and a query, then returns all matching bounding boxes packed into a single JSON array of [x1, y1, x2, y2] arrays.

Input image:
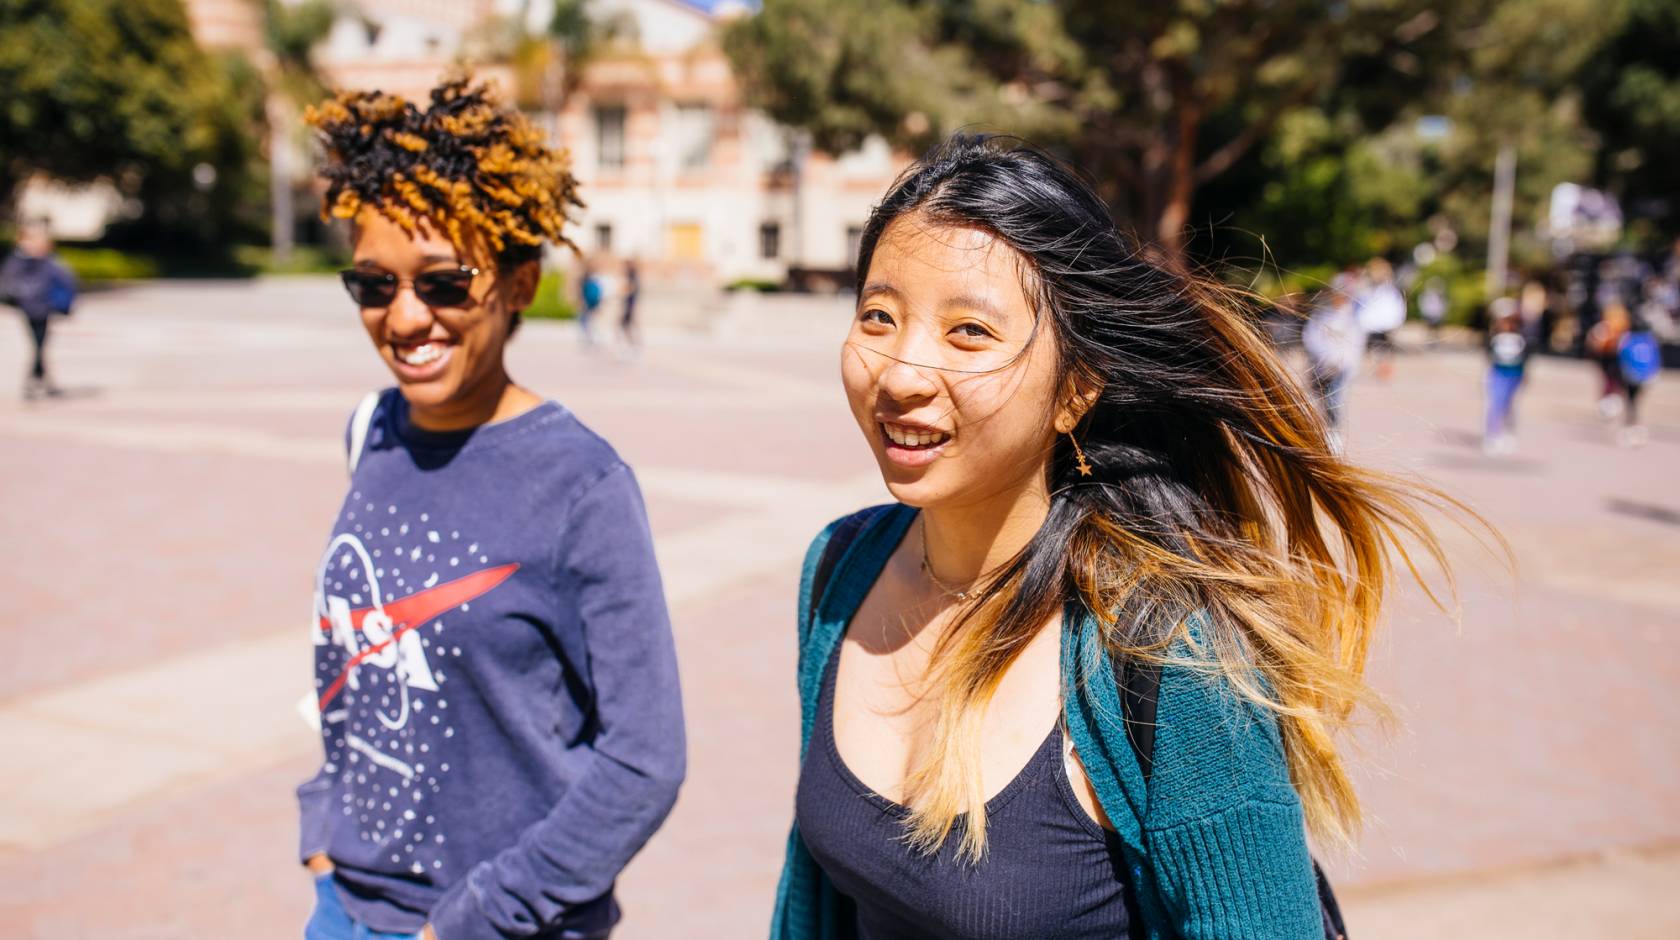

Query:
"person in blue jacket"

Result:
[[296, 76, 684, 940], [0, 218, 76, 399], [773, 135, 1464, 940]]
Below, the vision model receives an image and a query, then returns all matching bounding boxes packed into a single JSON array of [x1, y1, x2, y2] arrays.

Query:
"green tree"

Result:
[[1581, 0, 1680, 240], [723, 0, 1470, 259], [0, 0, 264, 245]]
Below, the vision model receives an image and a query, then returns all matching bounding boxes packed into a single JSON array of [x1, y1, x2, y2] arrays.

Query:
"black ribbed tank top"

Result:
[[795, 641, 1137, 939]]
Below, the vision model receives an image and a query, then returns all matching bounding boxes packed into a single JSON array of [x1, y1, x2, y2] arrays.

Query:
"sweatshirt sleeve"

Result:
[[428, 463, 686, 939], [1142, 665, 1321, 940]]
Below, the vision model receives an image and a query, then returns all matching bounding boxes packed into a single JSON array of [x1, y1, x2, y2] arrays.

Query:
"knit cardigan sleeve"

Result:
[[1140, 661, 1322, 939]]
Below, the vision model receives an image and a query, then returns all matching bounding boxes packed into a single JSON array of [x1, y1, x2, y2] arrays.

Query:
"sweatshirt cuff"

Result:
[[1146, 798, 1321, 940], [297, 779, 336, 865], [428, 870, 496, 940]]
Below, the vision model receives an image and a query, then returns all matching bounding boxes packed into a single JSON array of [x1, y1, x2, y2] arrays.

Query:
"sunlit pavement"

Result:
[[0, 279, 1675, 938]]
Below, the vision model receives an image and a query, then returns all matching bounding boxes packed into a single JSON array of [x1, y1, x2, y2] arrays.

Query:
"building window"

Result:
[[595, 105, 626, 171], [667, 222, 703, 261], [845, 225, 864, 265], [759, 222, 781, 260], [595, 223, 613, 253], [674, 104, 714, 170]]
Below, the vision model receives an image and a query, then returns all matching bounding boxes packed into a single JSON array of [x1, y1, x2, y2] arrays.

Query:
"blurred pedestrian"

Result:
[[1483, 298, 1530, 455], [1418, 276, 1448, 343], [618, 257, 641, 358], [1586, 301, 1631, 423], [1356, 258, 1405, 380], [775, 136, 1461, 939], [1302, 276, 1365, 453], [1612, 304, 1660, 447], [577, 260, 604, 348], [0, 218, 76, 399], [299, 77, 683, 940]]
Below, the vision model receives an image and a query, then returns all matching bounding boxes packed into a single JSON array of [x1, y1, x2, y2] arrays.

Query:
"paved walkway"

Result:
[[0, 279, 1675, 937]]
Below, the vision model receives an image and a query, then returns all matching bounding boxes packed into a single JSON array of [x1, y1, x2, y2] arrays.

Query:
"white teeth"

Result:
[[884, 423, 950, 447], [399, 343, 441, 366]]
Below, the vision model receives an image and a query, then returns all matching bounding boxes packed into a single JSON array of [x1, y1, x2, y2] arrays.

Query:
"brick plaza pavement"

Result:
[[0, 279, 1675, 938]]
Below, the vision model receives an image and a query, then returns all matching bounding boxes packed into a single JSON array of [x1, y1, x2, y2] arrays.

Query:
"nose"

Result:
[[877, 354, 940, 406], [385, 283, 435, 337]]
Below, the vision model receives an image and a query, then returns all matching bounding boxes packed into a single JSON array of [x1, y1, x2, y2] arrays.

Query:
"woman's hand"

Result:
[[420, 925, 438, 940], [304, 853, 334, 876]]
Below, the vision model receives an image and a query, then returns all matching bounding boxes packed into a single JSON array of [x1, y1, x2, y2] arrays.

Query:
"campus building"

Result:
[[183, 0, 906, 288]]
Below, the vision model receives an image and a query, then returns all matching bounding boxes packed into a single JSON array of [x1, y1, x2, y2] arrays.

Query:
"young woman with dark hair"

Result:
[[772, 135, 1473, 939], [296, 77, 684, 940]]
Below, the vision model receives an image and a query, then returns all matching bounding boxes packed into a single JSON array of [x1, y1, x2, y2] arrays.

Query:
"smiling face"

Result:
[[842, 214, 1071, 511], [349, 210, 537, 427]]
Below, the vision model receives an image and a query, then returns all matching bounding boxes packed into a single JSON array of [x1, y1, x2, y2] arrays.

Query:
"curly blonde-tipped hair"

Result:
[[305, 74, 581, 266]]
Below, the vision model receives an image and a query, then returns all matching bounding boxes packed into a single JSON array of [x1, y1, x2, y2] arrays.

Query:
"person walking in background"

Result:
[[298, 76, 684, 940], [1609, 302, 1661, 447], [1418, 276, 1448, 344], [577, 260, 604, 348], [1356, 258, 1406, 380], [1302, 275, 1366, 453], [618, 258, 641, 359], [0, 219, 76, 399], [1483, 298, 1530, 455], [770, 135, 1469, 940]]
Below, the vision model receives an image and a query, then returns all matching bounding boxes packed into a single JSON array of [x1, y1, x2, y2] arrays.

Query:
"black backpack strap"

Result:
[[806, 508, 887, 627], [1119, 655, 1160, 783]]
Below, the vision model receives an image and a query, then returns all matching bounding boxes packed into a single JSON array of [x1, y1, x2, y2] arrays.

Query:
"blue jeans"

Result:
[[1485, 369, 1524, 439], [1311, 368, 1352, 429], [305, 874, 421, 940]]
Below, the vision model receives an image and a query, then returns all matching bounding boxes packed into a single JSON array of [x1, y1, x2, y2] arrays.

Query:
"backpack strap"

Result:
[[805, 508, 888, 627], [347, 391, 381, 476]]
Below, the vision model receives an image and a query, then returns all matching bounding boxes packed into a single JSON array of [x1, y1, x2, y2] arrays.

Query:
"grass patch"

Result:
[[525, 270, 575, 321], [56, 246, 162, 281]]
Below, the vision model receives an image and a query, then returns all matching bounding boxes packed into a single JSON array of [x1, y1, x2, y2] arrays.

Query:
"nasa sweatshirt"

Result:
[[297, 390, 686, 939]]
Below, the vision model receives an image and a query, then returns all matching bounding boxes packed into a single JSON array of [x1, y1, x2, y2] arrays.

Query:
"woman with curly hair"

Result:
[[773, 135, 1482, 939], [296, 76, 684, 940]]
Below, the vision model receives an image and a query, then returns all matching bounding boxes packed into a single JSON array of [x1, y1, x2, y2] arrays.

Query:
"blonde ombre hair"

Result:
[[854, 135, 1492, 862]]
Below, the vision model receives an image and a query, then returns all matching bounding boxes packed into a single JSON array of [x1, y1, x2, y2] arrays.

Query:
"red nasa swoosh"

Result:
[[316, 562, 518, 710]]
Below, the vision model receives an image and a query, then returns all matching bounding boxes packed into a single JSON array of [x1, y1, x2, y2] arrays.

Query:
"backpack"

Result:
[[46, 261, 76, 315], [1618, 331, 1661, 386], [806, 511, 1349, 940]]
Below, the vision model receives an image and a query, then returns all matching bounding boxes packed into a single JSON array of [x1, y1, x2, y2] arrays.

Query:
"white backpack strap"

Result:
[[347, 390, 381, 475]]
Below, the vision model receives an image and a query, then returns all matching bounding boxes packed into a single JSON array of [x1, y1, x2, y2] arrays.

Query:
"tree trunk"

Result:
[[1155, 100, 1201, 263], [268, 94, 294, 267]]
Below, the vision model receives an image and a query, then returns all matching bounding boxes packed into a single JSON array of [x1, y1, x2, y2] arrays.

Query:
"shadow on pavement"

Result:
[[1605, 498, 1680, 527]]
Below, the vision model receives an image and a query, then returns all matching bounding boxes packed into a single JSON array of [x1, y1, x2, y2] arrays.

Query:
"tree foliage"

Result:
[[724, 0, 1476, 258], [1581, 0, 1680, 238], [0, 0, 265, 244]]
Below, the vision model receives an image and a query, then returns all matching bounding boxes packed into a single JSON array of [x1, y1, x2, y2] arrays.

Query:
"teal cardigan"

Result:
[[770, 505, 1322, 940]]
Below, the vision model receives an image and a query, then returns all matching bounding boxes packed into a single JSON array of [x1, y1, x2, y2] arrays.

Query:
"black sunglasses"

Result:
[[339, 265, 482, 309]]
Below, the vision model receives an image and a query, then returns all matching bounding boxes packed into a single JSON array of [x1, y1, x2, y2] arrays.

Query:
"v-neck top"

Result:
[[795, 634, 1136, 939]]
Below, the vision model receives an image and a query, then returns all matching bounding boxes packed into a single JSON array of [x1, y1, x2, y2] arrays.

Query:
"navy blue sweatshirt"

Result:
[[297, 390, 686, 939]]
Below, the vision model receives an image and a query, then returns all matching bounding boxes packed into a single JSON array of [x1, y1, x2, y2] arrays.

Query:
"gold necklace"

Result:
[[920, 521, 979, 601]]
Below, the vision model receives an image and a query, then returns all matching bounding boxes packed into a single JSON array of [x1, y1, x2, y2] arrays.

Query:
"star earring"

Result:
[[1068, 432, 1093, 477]]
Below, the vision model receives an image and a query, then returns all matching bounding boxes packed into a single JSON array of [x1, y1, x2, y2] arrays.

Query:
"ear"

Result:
[[498, 260, 541, 313], [1053, 372, 1102, 434]]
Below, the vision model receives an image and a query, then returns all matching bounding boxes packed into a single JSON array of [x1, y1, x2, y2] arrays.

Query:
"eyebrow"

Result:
[[351, 255, 461, 269], [941, 294, 1008, 321], [859, 281, 902, 302]]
